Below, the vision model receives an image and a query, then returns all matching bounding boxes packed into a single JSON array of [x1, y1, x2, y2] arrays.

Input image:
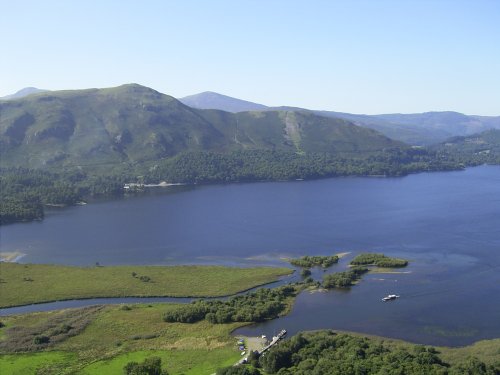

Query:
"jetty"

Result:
[[238, 329, 287, 365], [123, 182, 184, 190], [259, 329, 287, 355]]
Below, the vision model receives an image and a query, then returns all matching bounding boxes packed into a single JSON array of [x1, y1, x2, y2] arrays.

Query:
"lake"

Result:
[[1, 165, 499, 346]]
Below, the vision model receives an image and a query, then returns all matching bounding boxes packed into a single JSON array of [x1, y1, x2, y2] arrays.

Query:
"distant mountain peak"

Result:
[[118, 83, 152, 90], [196, 91, 222, 95], [1, 87, 48, 100], [179, 91, 268, 113]]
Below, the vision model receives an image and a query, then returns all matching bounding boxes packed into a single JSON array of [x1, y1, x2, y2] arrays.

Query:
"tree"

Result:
[[300, 269, 311, 278], [449, 357, 497, 375], [216, 366, 260, 375], [247, 350, 260, 367], [33, 335, 50, 345], [123, 357, 168, 375]]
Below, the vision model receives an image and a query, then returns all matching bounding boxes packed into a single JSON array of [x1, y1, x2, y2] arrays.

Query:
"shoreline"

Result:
[[0, 251, 26, 263], [124, 181, 186, 189], [232, 330, 500, 352], [5, 165, 498, 227]]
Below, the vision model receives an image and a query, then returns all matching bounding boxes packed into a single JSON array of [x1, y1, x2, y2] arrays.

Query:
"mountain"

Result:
[[277, 110, 500, 146], [341, 111, 500, 146], [179, 92, 500, 146], [179, 91, 268, 112], [434, 129, 500, 161], [0, 84, 404, 169], [263, 109, 500, 146], [1, 87, 48, 100]]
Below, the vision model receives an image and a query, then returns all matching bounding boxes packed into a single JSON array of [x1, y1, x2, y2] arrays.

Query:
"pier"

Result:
[[237, 329, 287, 365], [259, 329, 287, 355]]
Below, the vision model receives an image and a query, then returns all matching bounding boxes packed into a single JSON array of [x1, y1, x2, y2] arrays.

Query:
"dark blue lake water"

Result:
[[1, 165, 499, 346]]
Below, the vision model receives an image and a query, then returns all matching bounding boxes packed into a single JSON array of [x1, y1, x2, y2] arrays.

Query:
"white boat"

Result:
[[382, 294, 400, 302]]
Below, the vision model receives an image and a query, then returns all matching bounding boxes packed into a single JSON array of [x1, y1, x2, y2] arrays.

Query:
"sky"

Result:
[[1, 0, 499, 115]]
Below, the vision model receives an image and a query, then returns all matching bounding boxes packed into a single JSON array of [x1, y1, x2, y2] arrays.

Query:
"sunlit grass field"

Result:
[[0, 303, 246, 374], [0, 263, 292, 307], [1, 303, 500, 374]]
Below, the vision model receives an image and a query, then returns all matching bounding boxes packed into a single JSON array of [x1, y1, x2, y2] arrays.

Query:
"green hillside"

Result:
[[0, 84, 405, 169], [314, 110, 500, 146], [177, 91, 500, 146], [0, 84, 228, 168], [434, 129, 500, 164]]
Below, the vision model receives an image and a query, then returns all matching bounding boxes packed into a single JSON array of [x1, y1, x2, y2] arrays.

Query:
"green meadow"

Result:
[[1, 303, 499, 374], [0, 303, 246, 374], [0, 263, 292, 307]]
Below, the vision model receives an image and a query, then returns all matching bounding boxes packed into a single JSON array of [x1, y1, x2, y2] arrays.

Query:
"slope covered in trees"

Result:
[[257, 330, 499, 374], [0, 168, 126, 224], [433, 129, 500, 165]]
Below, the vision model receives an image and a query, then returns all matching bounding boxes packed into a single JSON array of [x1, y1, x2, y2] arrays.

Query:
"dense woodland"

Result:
[[322, 267, 369, 289], [144, 148, 462, 184], [216, 366, 261, 375], [248, 331, 500, 374], [0, 167, 127, 224], [289, 255, 339, 268], [163, 286, 296, 324], [432, 129, 500, 166], [350, 253, 409, 268], [124, 357, 169, 375]]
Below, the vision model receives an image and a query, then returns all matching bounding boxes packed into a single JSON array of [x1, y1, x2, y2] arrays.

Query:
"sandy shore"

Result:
[[0, 251, 26, 263], [369, 268, 411, 274]]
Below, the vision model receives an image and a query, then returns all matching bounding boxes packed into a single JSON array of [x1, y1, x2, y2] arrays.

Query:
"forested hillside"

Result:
[[433, 129, 500, 164], [252, 331, 500, 375]]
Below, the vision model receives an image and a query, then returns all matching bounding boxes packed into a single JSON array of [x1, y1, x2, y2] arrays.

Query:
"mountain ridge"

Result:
[[0, 84, 404, 169], [1, 87, 48, 100], [179, 91, 500, 145], [179, 91, 268, 112]]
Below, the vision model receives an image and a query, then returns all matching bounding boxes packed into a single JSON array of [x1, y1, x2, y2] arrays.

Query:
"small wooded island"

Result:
[[289, 255, 339, 268], [350, 253, 409, 267], [322, 253, 409, 289], [322, 267, 369, 288]]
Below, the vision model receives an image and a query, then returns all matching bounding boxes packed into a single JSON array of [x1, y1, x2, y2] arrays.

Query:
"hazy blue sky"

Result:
[[1, 0, 499, 115]]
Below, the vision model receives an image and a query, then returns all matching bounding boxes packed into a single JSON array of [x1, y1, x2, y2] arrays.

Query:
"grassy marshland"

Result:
[[0, 303, 246, 374], [0, 263, 293, 308], [1, 305, 499, 374]]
